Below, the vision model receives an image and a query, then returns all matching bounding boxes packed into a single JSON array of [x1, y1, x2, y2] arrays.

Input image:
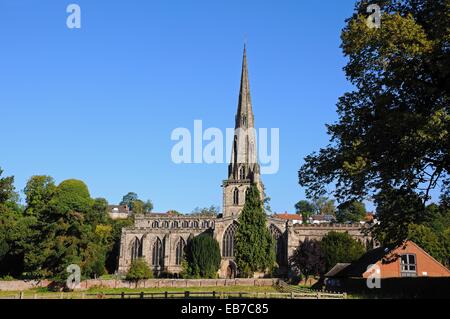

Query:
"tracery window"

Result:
[[130, 237, 142, 261], [152, 237, 164, 267], [175, 237, 186, 265], [222, 222, 238, 257]]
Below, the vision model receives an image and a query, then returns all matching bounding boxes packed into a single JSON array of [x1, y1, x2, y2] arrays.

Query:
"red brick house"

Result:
[[326, 240, 450, 280]]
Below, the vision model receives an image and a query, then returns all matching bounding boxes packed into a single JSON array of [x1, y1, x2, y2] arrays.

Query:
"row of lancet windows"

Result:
[[147, 220, 214, 229], [130, 236, 186, 267]]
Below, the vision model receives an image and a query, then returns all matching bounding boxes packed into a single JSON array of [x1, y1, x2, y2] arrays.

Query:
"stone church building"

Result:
[[118, 47, 372, 278]]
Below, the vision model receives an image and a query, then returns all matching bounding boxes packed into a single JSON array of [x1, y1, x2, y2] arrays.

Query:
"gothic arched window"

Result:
[[130, 237, 142, 261], [172, 221, 179, 228], [222, 222, 238, 257], [233, 188, 239, 205], [239, 166, 246, 180], [245, 188, 250, 200], [270, 225, 286, 266], [182, 221, 189, 228], [152, 237, 164, 267], [193, 221, 199, 228], [175, 237, 186, 265], [163, 221, 169, 228], [152, 221, 159, 228]]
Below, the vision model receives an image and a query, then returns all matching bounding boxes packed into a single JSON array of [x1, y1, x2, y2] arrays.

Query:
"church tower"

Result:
[[222, 46, 264, 218]]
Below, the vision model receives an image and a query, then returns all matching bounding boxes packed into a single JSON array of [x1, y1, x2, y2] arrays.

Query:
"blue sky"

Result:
[[0, 0, 361, 213]]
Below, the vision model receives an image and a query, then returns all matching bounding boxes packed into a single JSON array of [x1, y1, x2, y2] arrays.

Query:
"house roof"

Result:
[[108, 205, 129, 214], [325, 240, 450, 278], [325, 263, 351, 277], [273, 213, 302, 220], [329, 246, 391, 278]]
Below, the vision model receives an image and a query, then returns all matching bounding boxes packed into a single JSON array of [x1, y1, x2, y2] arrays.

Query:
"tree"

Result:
[[23, 175, 56, 217], [22, 178, 113, 280], [336, 200, 366, 223], [235, 184, 275, 277], [0, 168, 15, 205], [373, 187, 429, 244], [0, 169, 34, 278], [313, 197, 336, 216], [295, 200, 315, 215], [320, 231, 366, 271], [184, 234, 221, 278], [126, 258, 153, 282], [299, 0, 449, 245], [143, 200, 153, 213], [131, 199, 145, 215], [87, 198, 109, 226], [407, 224, 447, 265], [120, 192, 138, 210], [295, 200, 315, 224], [105, 218, 134, 273], [289, 239, 326, 283], [191, 205, 220, 217]]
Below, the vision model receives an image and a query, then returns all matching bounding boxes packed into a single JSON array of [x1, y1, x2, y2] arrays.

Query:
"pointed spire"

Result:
[[236, 44, 254, 129]]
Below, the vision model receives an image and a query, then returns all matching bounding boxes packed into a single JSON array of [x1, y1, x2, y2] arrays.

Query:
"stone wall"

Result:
[[0, 280, 52, 291], [0, 278, 278, 291]]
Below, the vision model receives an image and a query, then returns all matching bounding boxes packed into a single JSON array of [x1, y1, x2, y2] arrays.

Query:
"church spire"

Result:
[[236, 45, 254, 129], [222, 45, 264, 218]]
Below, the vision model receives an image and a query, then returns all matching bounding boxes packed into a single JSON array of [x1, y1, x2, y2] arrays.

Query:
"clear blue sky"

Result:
[[1, 0, 361, 213]]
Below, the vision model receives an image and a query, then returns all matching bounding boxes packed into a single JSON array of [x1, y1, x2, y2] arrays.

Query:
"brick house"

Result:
[[325, 240, 449, 289]]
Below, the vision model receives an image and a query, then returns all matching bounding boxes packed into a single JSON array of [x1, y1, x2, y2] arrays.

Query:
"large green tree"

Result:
[[0, 168, 31, 277], [407, 224, 447, 265], [299, 0, 449, 244], [184, 234, 221, 278], [235, 184, 275, 277], [336, 200, 367, 223], [320, 231, 366, 271], [23, 178, 110, 280], [289, 239, 326, 282]]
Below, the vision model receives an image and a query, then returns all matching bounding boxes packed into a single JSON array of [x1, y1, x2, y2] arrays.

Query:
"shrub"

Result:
[[126, 258, 153, 281]]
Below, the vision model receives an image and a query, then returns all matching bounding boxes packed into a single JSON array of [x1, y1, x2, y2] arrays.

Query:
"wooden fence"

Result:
[[2, 290, 346, 300]]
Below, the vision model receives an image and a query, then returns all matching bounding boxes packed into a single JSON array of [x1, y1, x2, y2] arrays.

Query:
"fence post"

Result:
[[343, 293, 347, 299], [317, 292, 321, 299], [212, 291, 216, 298], [165, 291, 168, 299], [19, 291, 24, 299], [185, 291, 190, 298], [140, 292, 144, 299], [291, 292, 294, 299], [121, 292, 125, 299]]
